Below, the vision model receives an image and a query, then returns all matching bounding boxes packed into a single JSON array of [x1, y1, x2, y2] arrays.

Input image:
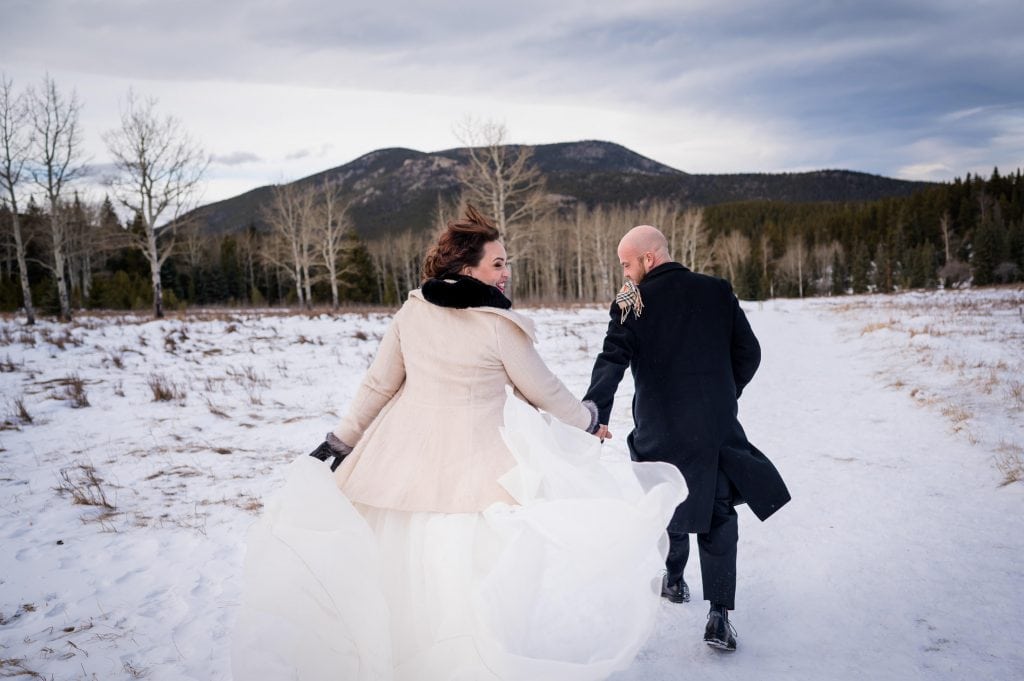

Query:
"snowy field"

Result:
[[1, 287, 1022, 680]]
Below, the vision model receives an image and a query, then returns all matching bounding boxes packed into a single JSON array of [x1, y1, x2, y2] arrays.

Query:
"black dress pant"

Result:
[[665, 467, 738, 609]]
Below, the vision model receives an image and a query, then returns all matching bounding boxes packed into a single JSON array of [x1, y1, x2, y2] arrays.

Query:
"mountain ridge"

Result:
[[185, 140, 934, 239]]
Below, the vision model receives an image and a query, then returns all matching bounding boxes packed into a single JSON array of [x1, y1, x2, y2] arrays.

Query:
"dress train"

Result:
[[232, 392, 687, 680]]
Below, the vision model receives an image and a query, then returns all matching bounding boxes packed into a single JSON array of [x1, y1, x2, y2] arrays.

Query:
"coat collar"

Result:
[[420, 274, 512, 310], [408, 289, 537, 342], [642, 261, 688, 284]]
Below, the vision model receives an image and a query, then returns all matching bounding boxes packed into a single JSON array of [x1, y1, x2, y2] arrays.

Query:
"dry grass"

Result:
[[147, 374, 186, 402], [1007, 380, 1024, 410], [907, 324, 945, 338], [205, 397, 230, 418], [201, 491, 264, 514], [226, 365, 269, 388], [860, 320, 897, 335], [245, 385, 263, 406], [56, 463, 115, 510], [122, 660, 150, 679], [940, 404, 972, 430], [0, 354, 18, 372], [144, 465, 202, 481], [12, 396, 32, 424], [995, 443, 1024, 486], [64, 373, 90, 408], [41, 328, 83, 350], [0, 657, 45, 678]]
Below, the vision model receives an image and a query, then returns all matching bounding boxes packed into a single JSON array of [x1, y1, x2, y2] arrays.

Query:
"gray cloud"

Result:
[[80, 162, 119, 180], [285, 144, 333, 161], [2, 0, 1021, 178], [211, 151, 262, 166]]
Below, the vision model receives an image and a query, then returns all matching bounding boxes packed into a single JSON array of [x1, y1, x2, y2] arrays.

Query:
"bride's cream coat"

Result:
[[333, 289, 592, 513]]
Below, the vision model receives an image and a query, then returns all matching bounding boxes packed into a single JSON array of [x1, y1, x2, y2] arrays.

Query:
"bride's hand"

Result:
[[594, 425, 612, 441]]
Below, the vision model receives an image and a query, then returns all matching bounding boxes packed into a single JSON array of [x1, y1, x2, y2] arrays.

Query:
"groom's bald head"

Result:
[[618, 225, 671, 284]]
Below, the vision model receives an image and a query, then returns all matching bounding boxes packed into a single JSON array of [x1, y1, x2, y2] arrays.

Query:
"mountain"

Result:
[[184, 140, 934, 240]]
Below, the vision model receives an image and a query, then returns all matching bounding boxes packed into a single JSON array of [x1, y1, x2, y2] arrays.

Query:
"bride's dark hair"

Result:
[[421, 205, 501, 281]]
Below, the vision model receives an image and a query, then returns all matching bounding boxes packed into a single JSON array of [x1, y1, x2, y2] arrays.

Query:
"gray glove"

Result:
[[582, 400, 600, 434], [309, 432, 354, 471]]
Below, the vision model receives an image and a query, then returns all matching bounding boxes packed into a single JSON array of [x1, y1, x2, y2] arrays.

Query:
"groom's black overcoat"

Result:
[[584, 262, 790, 533]]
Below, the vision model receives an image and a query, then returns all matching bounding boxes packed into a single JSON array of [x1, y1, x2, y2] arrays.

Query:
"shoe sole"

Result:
[[704, 639, 736, 652]]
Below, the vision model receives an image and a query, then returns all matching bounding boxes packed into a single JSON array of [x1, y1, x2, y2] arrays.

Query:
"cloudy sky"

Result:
[[2, 0, 1022, 204]]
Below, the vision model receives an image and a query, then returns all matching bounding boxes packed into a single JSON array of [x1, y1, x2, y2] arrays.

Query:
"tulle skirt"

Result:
[[232, 393, 687, 681]]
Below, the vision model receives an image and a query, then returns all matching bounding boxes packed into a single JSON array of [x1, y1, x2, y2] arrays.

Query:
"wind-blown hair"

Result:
[[421, 205, 501, 281]]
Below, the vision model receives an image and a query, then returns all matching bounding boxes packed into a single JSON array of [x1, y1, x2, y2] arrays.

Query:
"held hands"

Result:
[[582, 399, 613, 441]]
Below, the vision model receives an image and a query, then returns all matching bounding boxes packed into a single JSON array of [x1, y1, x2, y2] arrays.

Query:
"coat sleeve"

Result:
[[583, 302, 637, 424], [729, 288, 761, 398], [496, 319, 592, 431], [332, 314, 406, 446]]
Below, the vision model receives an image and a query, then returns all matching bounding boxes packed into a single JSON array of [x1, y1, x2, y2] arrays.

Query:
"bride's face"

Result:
[[463, 240, 510, 294]]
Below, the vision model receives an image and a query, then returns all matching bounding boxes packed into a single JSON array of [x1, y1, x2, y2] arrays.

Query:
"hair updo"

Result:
[[421, 204, 501, 281]]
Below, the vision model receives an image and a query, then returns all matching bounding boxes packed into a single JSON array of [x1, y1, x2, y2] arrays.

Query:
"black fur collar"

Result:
[[421, 274, 512, 309]]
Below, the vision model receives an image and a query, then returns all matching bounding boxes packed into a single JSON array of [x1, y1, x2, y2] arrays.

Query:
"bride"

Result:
[[232, 206, 687, 681]]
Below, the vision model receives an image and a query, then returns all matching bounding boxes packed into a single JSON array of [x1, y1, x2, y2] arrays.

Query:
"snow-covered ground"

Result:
[[1, 288, 1022, 680]]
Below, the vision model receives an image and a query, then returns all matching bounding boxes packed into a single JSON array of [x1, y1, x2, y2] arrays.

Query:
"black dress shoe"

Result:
[[661, 575, 690, 603], [704, 606, 737, 651]]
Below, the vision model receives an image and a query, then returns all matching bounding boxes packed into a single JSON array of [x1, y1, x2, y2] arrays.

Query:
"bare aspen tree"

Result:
[[62, 192, 96, 302], [103, 89, 207, 318], [758, 233, 774, 298], [812, 241, 842, 295], [236, 227, 259, 304], [180, 220, 205, 271], [261, 183, 316, 308], [523, 211, 566, 301], [0, 73, 35, 324], [644, 200, 678, 257], [588, 203, 624, 299], [939, 211, 953, 263], [432, 193, 463, 239], [177, 219, 206, 300], [454, 118, 548, 295], [714, 231, 751, 283], [677, 206, 713, 272], [28, 74, 83, 322], [777, 237, 808, 297], [366, 239, 391, 303], [314, 179, 353, 309], [571, 202, 588, 299], [393, 229, 428, 293]]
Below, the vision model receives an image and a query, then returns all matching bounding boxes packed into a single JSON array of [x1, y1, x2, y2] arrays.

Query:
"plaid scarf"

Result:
[[615, 280, 644, 323]]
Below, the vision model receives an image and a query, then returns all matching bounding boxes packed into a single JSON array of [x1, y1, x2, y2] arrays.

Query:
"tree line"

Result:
[[1, 72, 206, 323], [1, 77, 1022, 320]]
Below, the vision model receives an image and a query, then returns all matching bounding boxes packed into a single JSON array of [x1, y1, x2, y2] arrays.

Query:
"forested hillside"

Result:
[[1, 164, 1019, 312]]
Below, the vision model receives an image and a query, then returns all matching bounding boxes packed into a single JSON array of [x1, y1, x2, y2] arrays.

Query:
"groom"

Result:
[[584, 225, 790, 652]]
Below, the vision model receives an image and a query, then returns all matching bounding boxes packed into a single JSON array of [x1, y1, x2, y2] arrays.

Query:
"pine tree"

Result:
[[830, 248, 845, 295], [340, 237, 378, 304], [851, 241, 870, 293], [971, 216, 1003, 286]]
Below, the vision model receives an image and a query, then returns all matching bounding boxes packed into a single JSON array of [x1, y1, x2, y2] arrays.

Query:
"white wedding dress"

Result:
[[232, 392, 687, 681]]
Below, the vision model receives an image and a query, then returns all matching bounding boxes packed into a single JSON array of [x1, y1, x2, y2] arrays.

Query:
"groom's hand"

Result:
[[594, 425, 612, 441]]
